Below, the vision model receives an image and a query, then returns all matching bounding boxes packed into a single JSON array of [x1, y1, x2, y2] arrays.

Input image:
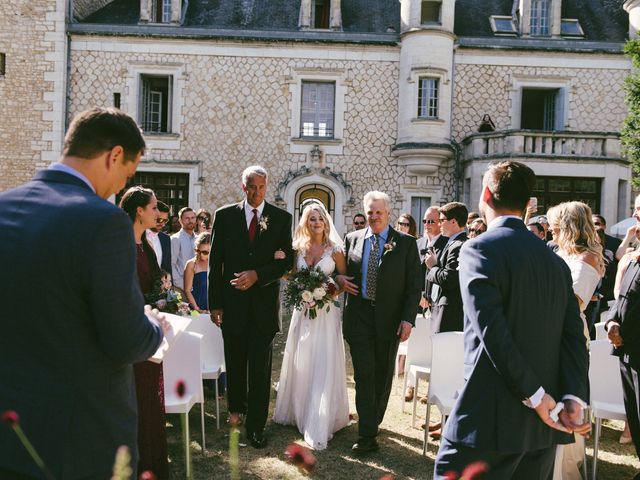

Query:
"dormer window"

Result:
[[421, 0, 442, 24], [299, 0, 342, 30], [560, 18, 584, 38], [151, 0, 171, 23], [313, 0, 330, 28], [490, 15, 517, 36], [530, 0, 550, 36]]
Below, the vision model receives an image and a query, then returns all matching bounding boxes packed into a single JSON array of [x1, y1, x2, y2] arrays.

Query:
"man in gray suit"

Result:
[[0, 108, 165, 479], [434, 161, 589, 479]]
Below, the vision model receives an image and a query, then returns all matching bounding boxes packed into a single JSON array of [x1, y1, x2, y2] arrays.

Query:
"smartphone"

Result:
[[528, 197, 538, 212]]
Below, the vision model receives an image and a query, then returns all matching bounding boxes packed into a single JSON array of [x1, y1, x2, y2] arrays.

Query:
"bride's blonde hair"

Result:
[[547, 201, 604, 274], [292, 202, 338, 254]]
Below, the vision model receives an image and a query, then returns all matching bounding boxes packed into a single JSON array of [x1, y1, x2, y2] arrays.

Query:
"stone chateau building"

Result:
[[1, 0, 639, 233]]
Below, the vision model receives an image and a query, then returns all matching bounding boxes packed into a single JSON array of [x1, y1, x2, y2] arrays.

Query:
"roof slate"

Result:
[[83, 0, 627, 43]]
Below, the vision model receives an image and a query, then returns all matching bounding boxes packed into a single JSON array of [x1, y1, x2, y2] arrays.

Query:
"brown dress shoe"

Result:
[[420, 421, 441, 431], [404, 386, 415, 402]]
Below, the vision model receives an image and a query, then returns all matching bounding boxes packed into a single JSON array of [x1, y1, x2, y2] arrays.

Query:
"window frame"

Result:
[[300, 80, 336, 139], [417, 76, 440, 120], [420, 0, 442, 25], [490, 15, 517, 36], [530, 0, 551, 36], [510, 76, 570, 131]]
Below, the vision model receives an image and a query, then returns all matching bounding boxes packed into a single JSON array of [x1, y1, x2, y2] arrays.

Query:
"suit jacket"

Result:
[[608, 259, 640, 369], [209, 201, 293, 336], [443, 216, 588, 453], [419, 234, 448, 303], [158, 231, 172, 275], [426, 232, 467, 332], [343, 227, 422, 338], [0, 170, 163, 479]]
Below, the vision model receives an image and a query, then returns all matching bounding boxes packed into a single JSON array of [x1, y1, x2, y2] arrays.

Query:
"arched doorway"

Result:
[[295, 183, 335, 226]]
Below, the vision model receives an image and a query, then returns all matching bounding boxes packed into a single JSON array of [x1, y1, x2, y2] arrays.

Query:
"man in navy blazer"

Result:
[[0, 108, 165, 479], [434, 161, 589, 479]]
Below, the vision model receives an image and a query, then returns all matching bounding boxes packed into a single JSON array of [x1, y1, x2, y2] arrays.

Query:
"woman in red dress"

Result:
[[119, 186, 168, 479]]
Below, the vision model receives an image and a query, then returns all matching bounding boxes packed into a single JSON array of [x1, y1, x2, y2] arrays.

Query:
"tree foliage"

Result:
[[622, 39, 640, 188]]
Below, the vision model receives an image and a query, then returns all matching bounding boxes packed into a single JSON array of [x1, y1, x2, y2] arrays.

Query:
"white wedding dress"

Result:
[[273, 250, 350, 450]]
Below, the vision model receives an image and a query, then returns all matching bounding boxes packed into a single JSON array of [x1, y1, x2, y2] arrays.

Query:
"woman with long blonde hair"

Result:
[[547, 201, 603, 480], [273, 201, 350, 450]]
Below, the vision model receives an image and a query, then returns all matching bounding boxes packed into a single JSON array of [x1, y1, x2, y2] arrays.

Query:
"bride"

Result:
[[273, 201, 350, 450]]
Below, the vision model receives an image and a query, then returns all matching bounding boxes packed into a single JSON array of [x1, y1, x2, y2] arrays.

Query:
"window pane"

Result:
[[530, 0, 550, 35], [421, 0, 441, 24], [301, 81, 335, 138], [141, 75, 171, 133], [418, 77, 439, 119]]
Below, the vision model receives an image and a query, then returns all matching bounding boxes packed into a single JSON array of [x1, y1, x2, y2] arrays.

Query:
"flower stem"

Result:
[[229, 426, 240, 480], [13, 425, 54, 480]]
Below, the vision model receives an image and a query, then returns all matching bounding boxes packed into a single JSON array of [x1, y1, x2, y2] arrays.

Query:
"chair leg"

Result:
[[592, 417, 602, 480], [215, 379, 220, 429], [182, 412, 191, 480], [411, 374, 419, 428], [423, 402, 431, 456], [401, 368, 408, 413], [201, 402, 206, 452], [582, 435, 588, 480]]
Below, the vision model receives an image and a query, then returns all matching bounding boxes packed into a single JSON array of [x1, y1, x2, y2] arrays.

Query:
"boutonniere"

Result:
[[258, 215, 269, 232], [383, 240, 396, 256]]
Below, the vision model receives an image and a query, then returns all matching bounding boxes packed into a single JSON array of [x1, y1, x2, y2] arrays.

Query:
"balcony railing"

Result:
[[461, 130, 623, 162]]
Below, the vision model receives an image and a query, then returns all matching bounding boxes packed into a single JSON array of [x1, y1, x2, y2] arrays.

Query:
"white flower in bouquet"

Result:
[[312, 287, 326, 300], [301, 290, 314, 303]]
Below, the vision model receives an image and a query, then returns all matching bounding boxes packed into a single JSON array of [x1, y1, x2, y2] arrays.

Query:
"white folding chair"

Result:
[[394, 339, 408, 393], [422, 331, 465, 456], [400, 315, 433, 427], [163, 331, 205, 478], [186, 314, 225, 429], [594, 321, 607, 341], [589, 339, 626, 480]]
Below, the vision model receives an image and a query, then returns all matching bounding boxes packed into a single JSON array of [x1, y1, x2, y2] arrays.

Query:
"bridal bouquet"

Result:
[[144, 281, 191, 317], [283, 266, 340, 319]]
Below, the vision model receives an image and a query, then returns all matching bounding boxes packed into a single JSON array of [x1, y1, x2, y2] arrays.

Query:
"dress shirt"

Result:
[[427, 234, 442, 249], [49, 163, 95, 193], [146, 230, 163, 267], [445, 230, 465, 247], [244, 200, 265, 229], [361, 225, 389, 299], [170, 229, 195, 289]]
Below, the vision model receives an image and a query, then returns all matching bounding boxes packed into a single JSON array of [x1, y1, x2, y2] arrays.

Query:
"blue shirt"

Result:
[[361, 225, 389, 299], [48, 162, 95, 193]]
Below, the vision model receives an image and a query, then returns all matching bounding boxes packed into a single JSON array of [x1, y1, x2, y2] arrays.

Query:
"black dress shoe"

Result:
[[248, 430, 267, 449], [352, 437, 379, 454]]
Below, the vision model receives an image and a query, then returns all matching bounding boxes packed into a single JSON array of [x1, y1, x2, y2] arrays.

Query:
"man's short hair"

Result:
[[592, 214, 606, 226], [483, 161, 536, 212], [439, 202, 468, 228], [425, 206, 439, 216], [353, 213, 366, 220], [63, 107, 145, 162], [178, 207, 194, 219], [242, 165, 268, 185], [363, 191, 391, 212], [527, 222, 544, 235], [157, 200, 170, 214]]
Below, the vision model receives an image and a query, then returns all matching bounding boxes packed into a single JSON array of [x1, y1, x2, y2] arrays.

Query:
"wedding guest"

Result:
[[396, 213, 417, 238], [0, 107, 164, 479], [171, 207, 197, 290], [146, 200, 172, 275], [467, 211, 480, 226], [435, 161, 589, 480], [196, 208, 213, 234], [547, 202, 603, 480], [273, 202, 349, 450], [467, 218, 487, 239], [352, 213, 367, 231], [169, 215, 181, 234], [184, 232, 211, 313], [337, 191, 421, 454], [119, 186, 169, 480], [607, 194, 640, 470], [593, 214, 622, 255], [616, 221, 640, 261], [527, 221, 546, 240], [209, 165, 293, 448]]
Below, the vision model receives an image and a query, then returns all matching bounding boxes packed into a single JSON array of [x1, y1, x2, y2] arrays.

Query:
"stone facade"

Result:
[[0, 0, 67, 192]]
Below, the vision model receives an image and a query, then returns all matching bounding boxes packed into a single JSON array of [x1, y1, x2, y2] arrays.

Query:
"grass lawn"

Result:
[[165, 313, 640, 479]]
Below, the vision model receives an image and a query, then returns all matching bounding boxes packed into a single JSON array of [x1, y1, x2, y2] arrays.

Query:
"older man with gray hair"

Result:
[[337, 190, 422, 453]]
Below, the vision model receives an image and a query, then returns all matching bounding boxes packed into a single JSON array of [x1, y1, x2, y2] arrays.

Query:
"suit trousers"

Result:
[[620, 359, 640, 460], [435, 437, 555, 480], [344, 298, 400, 438], [223, 323, 275, 434]]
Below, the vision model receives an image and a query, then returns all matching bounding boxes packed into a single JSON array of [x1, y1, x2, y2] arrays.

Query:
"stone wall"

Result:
[[0, 0, 67, 193], [72, 0, 114, 21], [452, 62, 629, 141]]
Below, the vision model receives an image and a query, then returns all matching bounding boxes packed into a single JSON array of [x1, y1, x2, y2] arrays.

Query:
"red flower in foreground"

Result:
[[175, 379, 186, 398], [1, 410, 19, 427], [379, 475, 395, 480], [461, 461, 489, 480], [443, 471, 459, 480], [284, 443, 317, 474], [139, 471, 157, 480]]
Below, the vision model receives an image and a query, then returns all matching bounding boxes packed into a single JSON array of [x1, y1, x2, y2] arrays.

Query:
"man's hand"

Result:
[[534, 393, 571, 433], [397, 321, 412, 342], [419, 296, 430, 309], [425, 251, 438, 269], [145, 305, 171, 335], [608, 322, 624, 348], [230, 270, 258, 291], [559, 399, 591, 437], [211, 308, 224, 327], [335, 275, 358, 295]]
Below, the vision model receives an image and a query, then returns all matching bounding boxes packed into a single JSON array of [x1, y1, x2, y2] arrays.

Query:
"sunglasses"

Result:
[[156, 218, 169, 224], [468, 228, 486, 235], [197, 250, 210, 255], [423, 219, 437, 225], [593, 222, 603, 226], [354, 221, 365, 226], [398, 222, 410, 227], [438, 217, 449, 223]]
